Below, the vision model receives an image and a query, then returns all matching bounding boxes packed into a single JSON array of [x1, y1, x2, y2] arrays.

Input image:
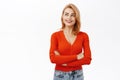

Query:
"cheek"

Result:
[[72, 17, 76, 21], [71, 18, 76, 23], [62, 16, 67, 20], [73, 18, 76, 23], [62, 17, 66, 23]]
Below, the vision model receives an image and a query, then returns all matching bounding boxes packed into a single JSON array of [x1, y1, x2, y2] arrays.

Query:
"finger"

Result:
[[62, 64, 67, 66], [54, 50, 60, 55], [82, 48, 84, 54]]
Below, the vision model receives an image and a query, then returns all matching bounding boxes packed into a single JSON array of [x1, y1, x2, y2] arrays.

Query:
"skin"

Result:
[[62, 8, 76, 29], [54, 8, 84, 66], [62, 8, 77, 45]]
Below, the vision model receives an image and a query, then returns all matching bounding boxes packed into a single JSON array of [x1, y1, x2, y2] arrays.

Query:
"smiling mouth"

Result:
[[65, 20, 73, 23]]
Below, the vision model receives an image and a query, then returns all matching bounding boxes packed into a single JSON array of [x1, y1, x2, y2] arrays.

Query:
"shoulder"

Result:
[[78, 31, 90, 39], [78, 31, 89, 36], [51, 30, 62, 38]]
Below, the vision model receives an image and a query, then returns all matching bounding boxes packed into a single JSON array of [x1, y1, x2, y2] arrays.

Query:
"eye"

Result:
[[71, 14, 75, 17], [64, 13, 69, 16]]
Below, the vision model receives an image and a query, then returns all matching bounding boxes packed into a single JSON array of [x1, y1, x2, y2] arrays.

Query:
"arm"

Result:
[[67, 33, 92, 67], [49, 33, 77, 64]]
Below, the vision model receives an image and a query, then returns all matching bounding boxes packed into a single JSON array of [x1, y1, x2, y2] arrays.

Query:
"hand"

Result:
[[77, 52, 84, 60], [54, 50, 60, 55], [62, 64, 67, 66]]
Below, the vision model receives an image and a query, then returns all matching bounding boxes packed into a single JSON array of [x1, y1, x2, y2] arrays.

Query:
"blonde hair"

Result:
[[61, 3, 81, 35]]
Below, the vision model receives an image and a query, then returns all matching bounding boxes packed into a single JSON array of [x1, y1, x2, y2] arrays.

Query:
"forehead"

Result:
[[64, 8, 75, 13]]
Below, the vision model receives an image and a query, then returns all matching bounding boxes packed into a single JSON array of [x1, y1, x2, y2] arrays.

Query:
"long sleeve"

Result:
[[67, 33, 92, 67], [49, 33, 77, 64]]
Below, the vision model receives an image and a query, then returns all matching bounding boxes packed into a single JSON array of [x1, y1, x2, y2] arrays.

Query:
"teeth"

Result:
[[66, 20, 72, 23], [67, 22, 71, 23]]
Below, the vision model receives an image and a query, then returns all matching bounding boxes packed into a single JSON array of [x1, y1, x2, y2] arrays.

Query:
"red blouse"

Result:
[[49, 30, 92, 71]]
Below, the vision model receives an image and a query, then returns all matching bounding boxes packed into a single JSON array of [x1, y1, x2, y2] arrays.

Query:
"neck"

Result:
[[63, 26, 73, 35]]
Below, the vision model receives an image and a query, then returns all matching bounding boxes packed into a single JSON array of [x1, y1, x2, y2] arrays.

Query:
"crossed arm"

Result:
[[49, 32, 92, 67], [54, 50, 84, 66]]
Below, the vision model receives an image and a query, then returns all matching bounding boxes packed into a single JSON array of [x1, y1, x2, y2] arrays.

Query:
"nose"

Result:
[[67, 15, 71, 19]]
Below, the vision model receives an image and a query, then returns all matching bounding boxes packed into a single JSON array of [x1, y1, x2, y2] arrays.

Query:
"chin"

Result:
[[65, 24, 74, 27]]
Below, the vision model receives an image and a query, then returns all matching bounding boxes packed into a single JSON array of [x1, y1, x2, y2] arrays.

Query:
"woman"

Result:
[[49, 3, 92, 80]]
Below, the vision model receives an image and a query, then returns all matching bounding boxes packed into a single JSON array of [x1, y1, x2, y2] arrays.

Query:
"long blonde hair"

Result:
[[61, 3, 81, 35]]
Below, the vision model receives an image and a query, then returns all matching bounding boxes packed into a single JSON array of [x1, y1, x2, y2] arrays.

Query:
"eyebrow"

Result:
[[64, 12, 75, 14]]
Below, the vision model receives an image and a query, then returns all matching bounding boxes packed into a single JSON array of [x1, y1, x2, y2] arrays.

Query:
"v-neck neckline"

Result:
[[61, 30, 78, 46]]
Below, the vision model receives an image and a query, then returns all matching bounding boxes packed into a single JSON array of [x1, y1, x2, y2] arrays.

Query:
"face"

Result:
[[62, 8, 76, 28]]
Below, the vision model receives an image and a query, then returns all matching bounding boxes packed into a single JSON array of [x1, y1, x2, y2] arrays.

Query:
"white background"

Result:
[[0, 0, 120, 80]]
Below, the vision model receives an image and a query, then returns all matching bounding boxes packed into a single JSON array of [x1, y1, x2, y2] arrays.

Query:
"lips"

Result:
[[65, 20, 73, 23]]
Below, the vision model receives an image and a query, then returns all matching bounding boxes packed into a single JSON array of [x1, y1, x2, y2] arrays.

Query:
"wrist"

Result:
[[77, 55, 80, 60]]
